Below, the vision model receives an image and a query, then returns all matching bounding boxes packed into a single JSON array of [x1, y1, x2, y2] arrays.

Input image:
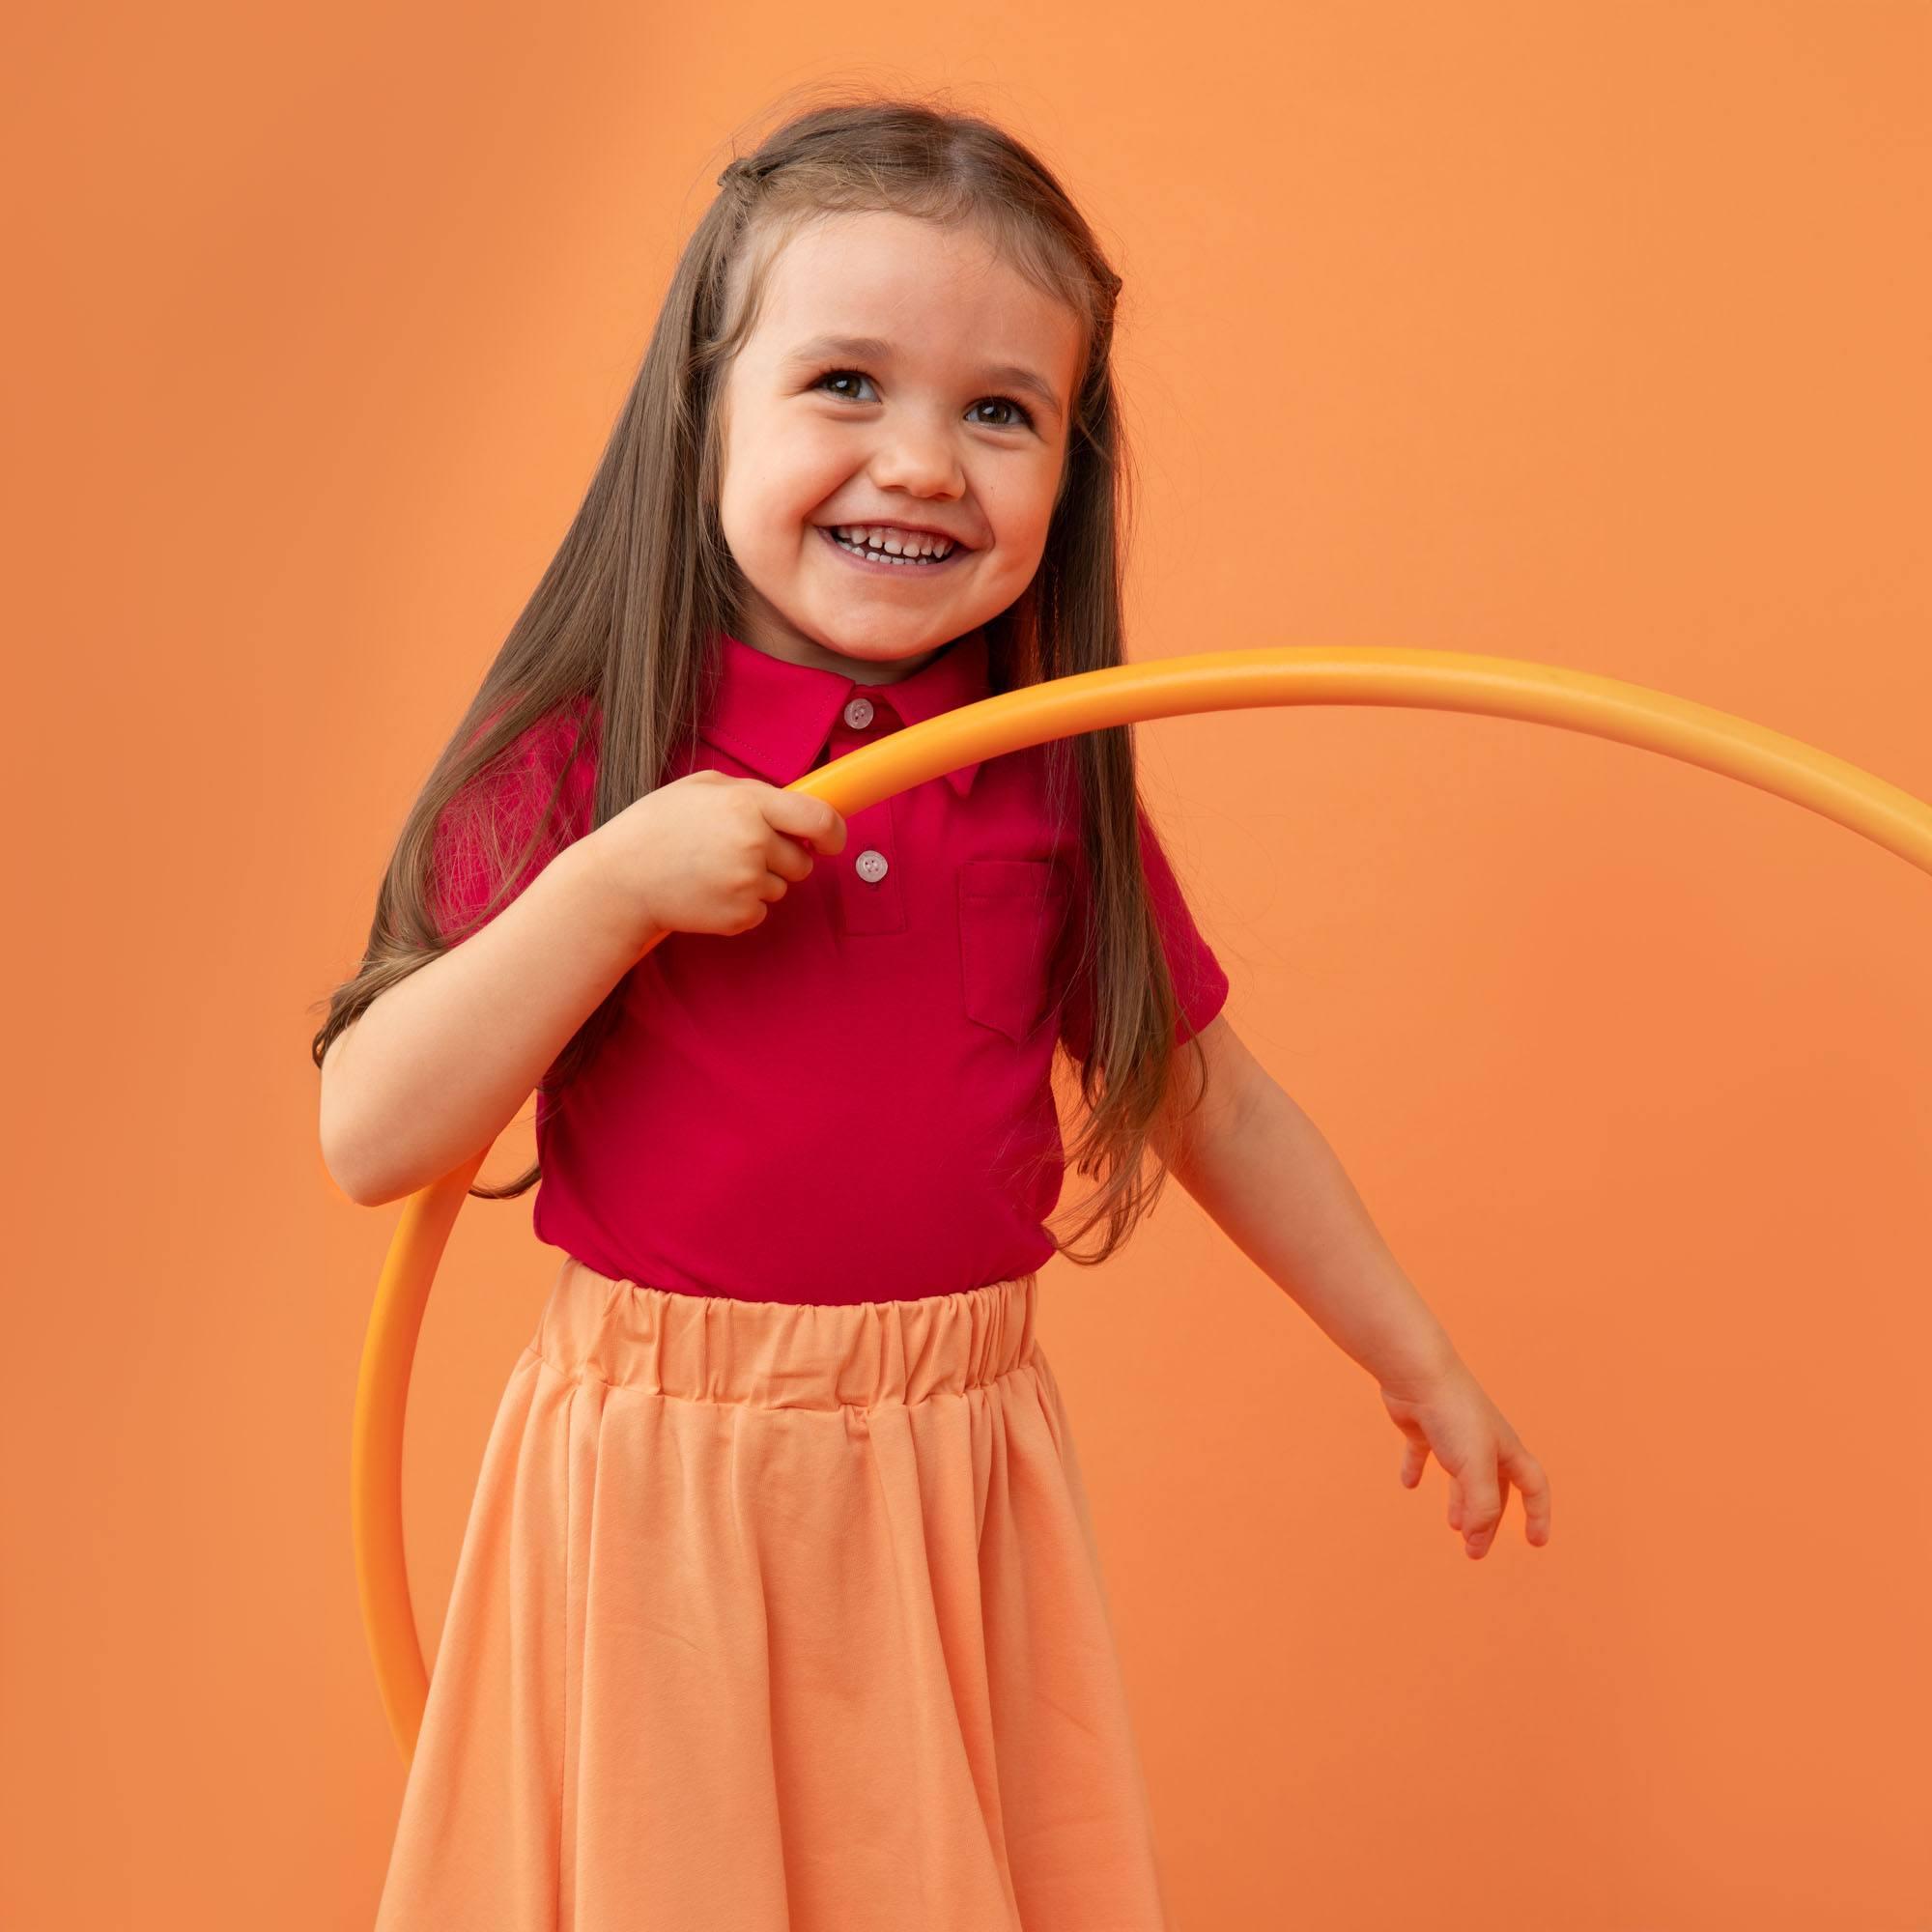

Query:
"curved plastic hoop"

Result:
[[355, 645, 1932, 1761]]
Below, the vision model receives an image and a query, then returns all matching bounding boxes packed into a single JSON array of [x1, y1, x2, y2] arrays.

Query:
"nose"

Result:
[[865, 412, 966, 501]]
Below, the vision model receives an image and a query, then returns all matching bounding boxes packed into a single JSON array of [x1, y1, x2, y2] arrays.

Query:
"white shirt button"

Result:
[[855, 847, 890, 884], [842, 695, 875, 730]]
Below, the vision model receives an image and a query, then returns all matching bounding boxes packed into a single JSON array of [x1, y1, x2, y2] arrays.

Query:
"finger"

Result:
[[1399, 1439, 1430, 1488], [1454, 1466, 1505, 1558], [1503, 1442, 1552, 1546], [764, 784, 846, 853], [763, 833, 815, 884]]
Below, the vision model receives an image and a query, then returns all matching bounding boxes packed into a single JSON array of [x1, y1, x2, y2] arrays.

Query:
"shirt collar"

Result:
[[697, 627, 992, 797]]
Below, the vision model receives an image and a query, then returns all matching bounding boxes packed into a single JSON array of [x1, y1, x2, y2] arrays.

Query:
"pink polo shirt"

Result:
[[430, 629, 1230, 1305]]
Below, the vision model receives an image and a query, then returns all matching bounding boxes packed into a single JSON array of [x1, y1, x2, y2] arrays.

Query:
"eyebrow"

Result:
[[782, 332, 1065, 421]]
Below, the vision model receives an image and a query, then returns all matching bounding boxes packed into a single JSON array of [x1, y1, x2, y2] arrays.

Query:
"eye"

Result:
[[969, 395, 1037, 431], [810, 367, 1037, 432], [812, 367, 878, 404]]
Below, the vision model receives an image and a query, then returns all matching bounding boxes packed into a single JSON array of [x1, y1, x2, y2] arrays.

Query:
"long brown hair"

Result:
[[309, 88, 1217, 1266]]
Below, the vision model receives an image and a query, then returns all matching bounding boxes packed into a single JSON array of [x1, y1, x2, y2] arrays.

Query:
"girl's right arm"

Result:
[[319, 773, 845, 1207]]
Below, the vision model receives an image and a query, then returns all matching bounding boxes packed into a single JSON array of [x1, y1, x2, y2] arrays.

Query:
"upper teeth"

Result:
[[832, 525, 954, 559]]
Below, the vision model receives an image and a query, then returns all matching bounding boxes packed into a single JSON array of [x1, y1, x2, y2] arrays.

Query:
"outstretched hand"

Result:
[[1378, 1355, 1551, 1559]]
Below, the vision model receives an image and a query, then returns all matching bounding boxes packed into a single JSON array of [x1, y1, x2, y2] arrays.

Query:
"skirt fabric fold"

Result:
[[374, 1251, 1174, 1930]]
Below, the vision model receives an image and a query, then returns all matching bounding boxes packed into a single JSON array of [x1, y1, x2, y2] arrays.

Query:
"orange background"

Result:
[[6, 5, 1929, 1926]]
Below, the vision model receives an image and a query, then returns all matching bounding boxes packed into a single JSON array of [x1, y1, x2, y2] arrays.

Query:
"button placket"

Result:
[[827, 696, 905, 933], [838, 796, 903, 932]]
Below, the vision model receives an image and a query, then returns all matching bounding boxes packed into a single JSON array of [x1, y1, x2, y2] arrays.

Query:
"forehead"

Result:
[[742, 211, 1083, 380]]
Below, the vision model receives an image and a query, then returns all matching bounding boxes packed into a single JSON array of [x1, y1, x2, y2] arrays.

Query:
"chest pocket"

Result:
[[957, 858, 1073, 1043]]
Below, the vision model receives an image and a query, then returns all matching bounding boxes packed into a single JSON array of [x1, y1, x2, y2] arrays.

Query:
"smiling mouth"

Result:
[[816, 525, 970, 573]]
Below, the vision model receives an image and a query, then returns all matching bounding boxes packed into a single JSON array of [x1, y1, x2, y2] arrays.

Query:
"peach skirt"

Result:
[[373, 1251, 1175, 1930]]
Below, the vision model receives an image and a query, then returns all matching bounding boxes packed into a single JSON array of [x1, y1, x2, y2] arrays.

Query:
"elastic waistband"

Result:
[[532, 1254, 1042, 1410]]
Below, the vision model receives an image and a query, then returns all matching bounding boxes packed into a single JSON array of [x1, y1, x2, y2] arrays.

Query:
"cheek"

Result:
[[721, 467, 805, 543], [784, 432, 864, 499], [983, 469, 1060, 551], [742, 440, 848, 526]]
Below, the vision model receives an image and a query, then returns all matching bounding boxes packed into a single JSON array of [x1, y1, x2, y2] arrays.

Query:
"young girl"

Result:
[[318, 96, 1548, 1931]]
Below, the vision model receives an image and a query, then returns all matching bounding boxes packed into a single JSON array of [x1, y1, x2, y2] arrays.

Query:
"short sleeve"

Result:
[[1057, 803, 1230, 1062], [429, 701, 598, 944]]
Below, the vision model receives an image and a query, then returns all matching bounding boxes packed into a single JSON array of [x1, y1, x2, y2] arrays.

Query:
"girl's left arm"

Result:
[[1151, 1015, 1552, 1557]]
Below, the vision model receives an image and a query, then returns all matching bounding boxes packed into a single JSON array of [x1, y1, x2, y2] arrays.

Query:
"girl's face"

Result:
[[715, 210, 1085, 685]]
